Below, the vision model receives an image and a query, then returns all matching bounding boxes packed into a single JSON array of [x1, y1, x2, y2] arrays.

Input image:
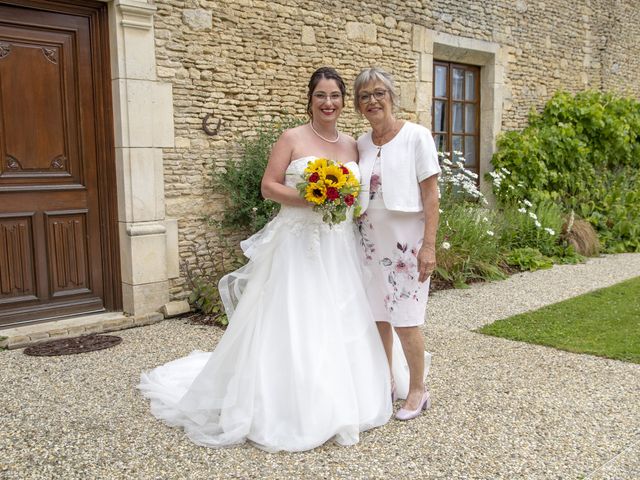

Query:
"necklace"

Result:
[[372, 119, 402, 146], [309, 122, 339, 143]]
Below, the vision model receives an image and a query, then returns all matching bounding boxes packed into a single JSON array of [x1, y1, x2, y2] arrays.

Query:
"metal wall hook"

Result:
[[202, 112, 222, 136]]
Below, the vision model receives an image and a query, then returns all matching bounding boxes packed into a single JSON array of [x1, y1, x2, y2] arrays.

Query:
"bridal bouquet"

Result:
[[297, 158, 360, 226]]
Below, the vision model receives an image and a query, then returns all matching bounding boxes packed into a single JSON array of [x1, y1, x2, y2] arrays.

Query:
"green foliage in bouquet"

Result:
[[488, 91, 640, 252]]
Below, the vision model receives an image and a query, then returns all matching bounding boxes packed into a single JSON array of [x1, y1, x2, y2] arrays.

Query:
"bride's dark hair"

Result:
[[306, 67, 347, 117]]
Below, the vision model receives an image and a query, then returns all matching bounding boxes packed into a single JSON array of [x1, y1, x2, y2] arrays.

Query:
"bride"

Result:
[[138, 67, 395, 452]]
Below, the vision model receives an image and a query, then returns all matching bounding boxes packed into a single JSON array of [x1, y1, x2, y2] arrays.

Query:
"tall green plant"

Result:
[[212, 117, 304, 232], [435, 205, 505, 288], [488, 91, 640, 252]]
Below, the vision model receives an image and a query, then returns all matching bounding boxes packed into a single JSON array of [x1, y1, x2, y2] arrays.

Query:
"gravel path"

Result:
[[1, 253, 639, 479]]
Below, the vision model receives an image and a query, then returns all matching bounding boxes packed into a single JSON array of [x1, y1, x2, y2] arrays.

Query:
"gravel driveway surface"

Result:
[[1, 253, 639, 479]]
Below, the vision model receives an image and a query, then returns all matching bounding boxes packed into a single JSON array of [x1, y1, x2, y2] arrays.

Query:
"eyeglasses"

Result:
[[312, 92, 343, 103], [358, 89, 388, 104]]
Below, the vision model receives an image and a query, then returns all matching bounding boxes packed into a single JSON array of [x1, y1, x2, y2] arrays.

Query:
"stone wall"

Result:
[[152, 0, 640, 300]]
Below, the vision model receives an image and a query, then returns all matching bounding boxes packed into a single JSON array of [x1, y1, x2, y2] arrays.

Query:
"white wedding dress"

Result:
[[139, 157, 398, 452]]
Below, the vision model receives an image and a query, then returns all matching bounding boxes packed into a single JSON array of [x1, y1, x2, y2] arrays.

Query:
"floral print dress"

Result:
[[357, 152, 431, 327]]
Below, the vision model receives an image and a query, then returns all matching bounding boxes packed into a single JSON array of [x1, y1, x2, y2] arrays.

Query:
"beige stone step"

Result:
[[0, 311, 164, 350]]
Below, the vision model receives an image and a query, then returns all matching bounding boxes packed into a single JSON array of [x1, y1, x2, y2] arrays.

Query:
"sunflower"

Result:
[[304, 182, 326, 204], [346, 173, 360, 194], [304, 158, 328, 176], [322, 164, 347, 188]]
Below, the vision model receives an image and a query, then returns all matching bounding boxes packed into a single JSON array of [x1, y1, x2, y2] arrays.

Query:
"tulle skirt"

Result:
[[139, 207, 394, 452]]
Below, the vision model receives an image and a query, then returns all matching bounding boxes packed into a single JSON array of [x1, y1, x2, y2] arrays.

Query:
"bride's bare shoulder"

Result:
[[340, 134, 358, 162]]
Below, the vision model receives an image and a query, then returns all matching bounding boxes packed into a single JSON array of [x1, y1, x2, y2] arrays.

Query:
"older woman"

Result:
[[354, 67, 441, 421]]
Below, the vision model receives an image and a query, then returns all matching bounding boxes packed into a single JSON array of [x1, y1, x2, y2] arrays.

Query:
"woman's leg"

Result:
[[376, 321, 393, 371], [394, 326, 425, 410]]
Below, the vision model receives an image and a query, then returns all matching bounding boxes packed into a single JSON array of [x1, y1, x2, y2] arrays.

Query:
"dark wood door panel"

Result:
[[0, 19, 82, 186], [1, 190, 88, 210], [0, 213, 36, 304], [0, 1, 116, 328], [45, 210, 94, 297]]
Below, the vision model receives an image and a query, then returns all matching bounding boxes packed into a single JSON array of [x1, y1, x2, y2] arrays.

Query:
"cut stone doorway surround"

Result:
[[103, 0, 178, 316], [410, 26, 507, 197]]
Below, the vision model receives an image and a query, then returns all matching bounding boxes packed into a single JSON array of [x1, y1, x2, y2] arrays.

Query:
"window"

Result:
[[432, 61, 480, 177]]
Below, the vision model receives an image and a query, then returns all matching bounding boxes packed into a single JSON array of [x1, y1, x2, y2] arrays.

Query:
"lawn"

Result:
[[477, 276, 640, 364]]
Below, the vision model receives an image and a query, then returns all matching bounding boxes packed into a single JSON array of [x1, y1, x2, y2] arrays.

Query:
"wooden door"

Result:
[[0, 1, 119, 327]]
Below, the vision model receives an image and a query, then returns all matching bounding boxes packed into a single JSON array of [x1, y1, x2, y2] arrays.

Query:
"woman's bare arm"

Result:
[[416, 175, 439, 282], [261, 130, 309, 208]]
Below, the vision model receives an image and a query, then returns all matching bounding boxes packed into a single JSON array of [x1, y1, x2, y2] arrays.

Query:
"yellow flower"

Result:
[[304, 158, 328, 176], [323, 164, 347, 188], [345, 174, 360, 196], [347, 173, 359, 187], [304, 182, 326, 204]]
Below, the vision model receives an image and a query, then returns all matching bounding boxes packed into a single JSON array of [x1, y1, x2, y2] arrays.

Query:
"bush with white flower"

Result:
[[438, 151, 486, 207]]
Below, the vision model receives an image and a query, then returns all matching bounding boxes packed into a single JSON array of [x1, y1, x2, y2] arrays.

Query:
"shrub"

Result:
[[437, 151, 485, 207], [494, 199, 564, 258], [212, 117, 304, 233], [505, 247, 553, 272], [488, 91, 640, 252], [435, 204, 505, 288]]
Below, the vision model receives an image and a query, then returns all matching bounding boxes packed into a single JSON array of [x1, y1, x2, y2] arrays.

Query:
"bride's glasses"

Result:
[[312, 92, 343, 103], [358, 89, 387, 104]]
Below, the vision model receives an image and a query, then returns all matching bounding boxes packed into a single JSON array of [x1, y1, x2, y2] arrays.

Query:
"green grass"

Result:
[[477, 276, 640, 363]]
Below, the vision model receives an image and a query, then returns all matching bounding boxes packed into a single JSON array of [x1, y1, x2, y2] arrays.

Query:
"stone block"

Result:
[[101, 317, 134, 332], [301, 26, 315, 45], [119, 225, 167, 285], [345, 22, 377, 44], [415, 83, 431, 112], [160, 300, 191, 318], [122, 281, 170, 316], [132, 312, 162, 326], [412, 24, 426, 52], [174, 137, 191, 149], [399, 82, 416, 112], [7, 335, 30, 349], [84, 324, 104, 334], [28, 332, 50, 342], [67, 326, 87, 336], [419, 53, 433, 82], [182, 9, 212, 31], [119, 22, 157, 80], [115, 148, 165, 223], [48, 328, 69, 338], [152, 82, 175, 148], [111, 79, 174, 149]]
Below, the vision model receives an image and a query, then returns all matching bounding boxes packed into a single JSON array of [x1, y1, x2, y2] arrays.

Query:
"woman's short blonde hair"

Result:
[[353, 67, 399, 113]]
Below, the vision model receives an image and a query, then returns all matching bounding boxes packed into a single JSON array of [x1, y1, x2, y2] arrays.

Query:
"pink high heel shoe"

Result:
[[395, 389, 431, 421]]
